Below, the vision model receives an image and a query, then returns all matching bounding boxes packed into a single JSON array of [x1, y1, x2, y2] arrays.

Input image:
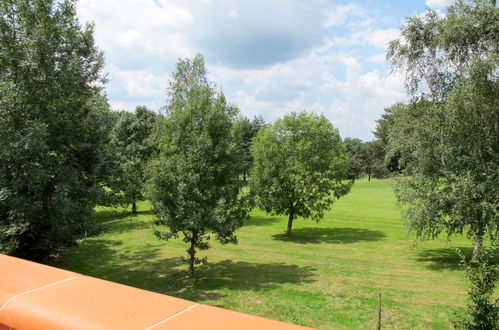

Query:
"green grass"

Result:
[[58, 179, 486, 329]]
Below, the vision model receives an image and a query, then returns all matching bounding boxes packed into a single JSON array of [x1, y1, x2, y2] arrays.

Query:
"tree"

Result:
[[232, 115, 265, 182], [387, 0, 497, 101], [0, 0, 108, 260], [387, 0, 498, 260], [374, 103, 405, 173], [359, 140, 387, 181], [343, 137, 364, 182], [149, 55, 248, 277], [250, 111, 351, 237], [452, 248, 498, 330], [109, 106, 158, 213]]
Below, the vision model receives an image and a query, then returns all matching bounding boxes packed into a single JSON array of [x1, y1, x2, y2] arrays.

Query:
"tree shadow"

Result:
[[102, 218, 151, 235], [272, 227, 386, 244], [415, 247, 499, 271], [59, 239, 317, 305], [91, 208, 152, 235], [135, 209, 155, 217], [94, 209, 130, 222], [243, 216, 281, 227]]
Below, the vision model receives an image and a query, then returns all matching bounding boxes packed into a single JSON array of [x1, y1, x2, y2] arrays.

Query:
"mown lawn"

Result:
[[59, 179, 484, 329]]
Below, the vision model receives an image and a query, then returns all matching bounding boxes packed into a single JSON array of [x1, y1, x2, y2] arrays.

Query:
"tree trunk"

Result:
[[472, 234, 483, 261], [287, 209, 294, 237], [131, 201, 137, 214], [188, 233, 197, 278], [376, 292, 382, 330], [368, 171, 371, 182]]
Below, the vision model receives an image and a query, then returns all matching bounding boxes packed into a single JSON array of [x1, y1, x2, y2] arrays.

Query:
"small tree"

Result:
[[250, 111, 351, 237], [232, 115, 266, 182], [452, 248, 498, 330], [149, 55, 247, 277], [359, 140, 387, 181], [109, 106, 158, 213], [374, 103, 405, 174], [343, 137, 364, 182]]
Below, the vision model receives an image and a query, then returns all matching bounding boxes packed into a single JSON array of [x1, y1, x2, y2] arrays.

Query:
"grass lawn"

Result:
[[58, 179, 486, 329]]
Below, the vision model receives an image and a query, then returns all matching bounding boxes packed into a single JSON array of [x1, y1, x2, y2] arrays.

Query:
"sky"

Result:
[[77, 0, 455, 141]]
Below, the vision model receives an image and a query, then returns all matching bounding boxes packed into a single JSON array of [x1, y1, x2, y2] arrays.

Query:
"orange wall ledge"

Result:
[[0, 254, 311, 330]]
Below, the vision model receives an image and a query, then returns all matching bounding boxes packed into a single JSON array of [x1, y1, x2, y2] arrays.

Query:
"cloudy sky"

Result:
[[77, 0, 454, 141]]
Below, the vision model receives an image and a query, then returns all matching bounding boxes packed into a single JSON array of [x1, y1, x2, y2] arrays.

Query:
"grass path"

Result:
[[59, 179, 481, 329]]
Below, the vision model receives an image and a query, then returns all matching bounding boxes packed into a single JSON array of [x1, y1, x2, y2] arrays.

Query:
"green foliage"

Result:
[[360, 140, 388, 181], [387, 0, 498, 259], [374, 103, 405, 173], [343, 138, 364, 182], [388, 0, 498, 100], [343, 138, 388, 181], [453, 248, 498, 330], [250, 111, 351, 236], [149, 55, 248, 277], [109, 106, 159, 213], [232, 115, 265, 182], [0, 0, 108, 260]]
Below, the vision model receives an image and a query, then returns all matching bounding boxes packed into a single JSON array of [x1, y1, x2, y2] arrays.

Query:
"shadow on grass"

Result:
[[60, 239, 316, 304], [102, 218, 151, 235], [243, 216, 281, 227], [272, 227, 386, 244], [94, 207, 155, 222], [94, 209, 130, 222], [415, 247, 499, 271], [92, 208, 153, 235]]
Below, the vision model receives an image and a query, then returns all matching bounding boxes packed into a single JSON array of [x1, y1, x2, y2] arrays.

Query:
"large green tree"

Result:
[[0, 0, 108, 260], [387, 0, 498, 260], [109, 106, 158, 213], [250, 111, 351, 237], [149, 55, 247, 277]]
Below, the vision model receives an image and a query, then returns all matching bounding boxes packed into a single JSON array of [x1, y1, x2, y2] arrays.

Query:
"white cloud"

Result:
[[425, 0, 454, 8], [76, 0, 412, 140], [367, 53, 387, 63], [110, 67, 167, 99], [364, 28, 399, 49], [227, 9, 238, 18], [209, 48, 405, 140], [324, 4, 364, 27], [77, 0, 194, 64]]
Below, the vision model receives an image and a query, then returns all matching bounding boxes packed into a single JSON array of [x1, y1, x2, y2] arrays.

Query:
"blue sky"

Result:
[[77, 0, 454, 140]]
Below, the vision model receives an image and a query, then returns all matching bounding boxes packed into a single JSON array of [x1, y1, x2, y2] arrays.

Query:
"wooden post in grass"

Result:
[[376, 292, 382, 330]]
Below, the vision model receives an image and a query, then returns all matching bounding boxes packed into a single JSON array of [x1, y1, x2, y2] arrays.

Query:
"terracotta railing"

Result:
[[0, 254, 310, 329]]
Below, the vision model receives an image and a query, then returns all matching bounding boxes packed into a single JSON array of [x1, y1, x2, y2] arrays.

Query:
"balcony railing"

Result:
[[0, 254, 309, 329]]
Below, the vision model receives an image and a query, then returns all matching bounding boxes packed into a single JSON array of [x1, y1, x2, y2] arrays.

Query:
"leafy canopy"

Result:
[[250, 111, 351, 236], [387, 0, 498, 259], [109, 106, 159, 213], [149, 55, 247, 277], [0, 0, 108, 260]]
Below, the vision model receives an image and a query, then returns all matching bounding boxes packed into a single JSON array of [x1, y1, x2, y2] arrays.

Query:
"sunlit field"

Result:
[[59, 179, 481, 329]]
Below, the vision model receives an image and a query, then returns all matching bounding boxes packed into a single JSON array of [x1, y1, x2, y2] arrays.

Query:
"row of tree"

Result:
[[0, 0, 354, 277], [147, 55, 353, 277]]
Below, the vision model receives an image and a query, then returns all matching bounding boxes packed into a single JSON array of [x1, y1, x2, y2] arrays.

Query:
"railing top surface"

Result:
[[0, 254, 310, 330]]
